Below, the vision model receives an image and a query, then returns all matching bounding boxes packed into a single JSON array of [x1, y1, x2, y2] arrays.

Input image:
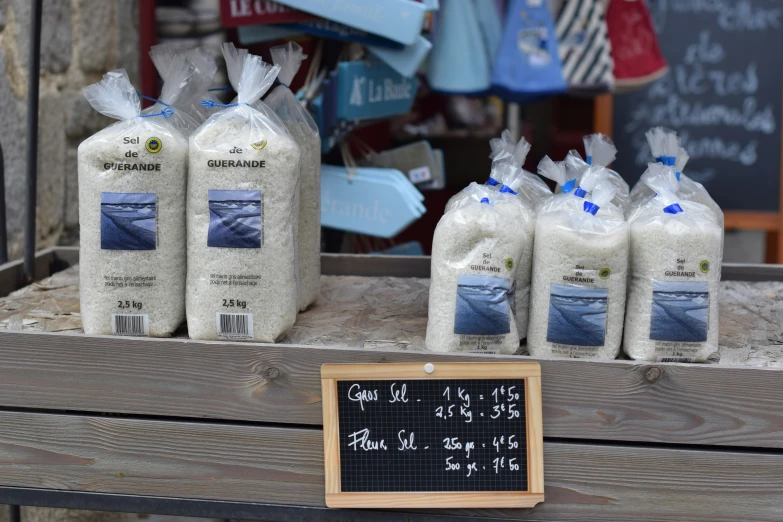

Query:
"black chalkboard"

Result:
[[612, 0, 783, 211], [336, 378, 527, 493]]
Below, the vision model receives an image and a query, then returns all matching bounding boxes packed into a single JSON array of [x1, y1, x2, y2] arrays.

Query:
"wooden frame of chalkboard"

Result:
[[321, 362, 544, 509]]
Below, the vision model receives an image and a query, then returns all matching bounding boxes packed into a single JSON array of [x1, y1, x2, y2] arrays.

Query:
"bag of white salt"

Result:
[[264, 42, 322, 311], [187, 44, 301, 342], [528, 169, 629, 359], [79, 69, 188, 337], [623, 163, 722, 362], [426, 188, 528, 354]]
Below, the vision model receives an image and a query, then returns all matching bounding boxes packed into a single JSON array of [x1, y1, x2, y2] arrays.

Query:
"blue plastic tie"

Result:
[[201, 100, 245, 109], [137, 93, 174, 119], [663, 203, 684, 214], [499, 184, 518, 195], [583, 201, 600, 215], [675, 170, 682, 181], [586, 155, 593, 165], [656, 155, 676, 167], [480, 197, 490, 204], [208, 86, 234, 92], [562, 178, 576, 193], [486, 177, 501, 187], [573, 186, 587, 198]]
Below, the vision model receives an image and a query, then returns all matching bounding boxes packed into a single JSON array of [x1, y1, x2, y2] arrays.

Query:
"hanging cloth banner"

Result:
[[606, 0, 668, 91], [427, 0, 491, 94], [555, 0, 615, 93], [492, 0, 568, 101]]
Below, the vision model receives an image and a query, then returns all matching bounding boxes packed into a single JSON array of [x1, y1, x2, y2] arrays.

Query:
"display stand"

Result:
[[0, 249, 782, 521]]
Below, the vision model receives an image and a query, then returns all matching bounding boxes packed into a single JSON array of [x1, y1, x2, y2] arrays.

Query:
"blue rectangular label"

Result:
[[101, 192, 157, 251], [546, 284, 608, 347], [208, 190, 263, 249], [337, 60, 418, 121]]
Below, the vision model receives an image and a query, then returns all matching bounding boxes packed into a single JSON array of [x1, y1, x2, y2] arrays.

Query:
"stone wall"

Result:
[[0, 0, 140, 260]]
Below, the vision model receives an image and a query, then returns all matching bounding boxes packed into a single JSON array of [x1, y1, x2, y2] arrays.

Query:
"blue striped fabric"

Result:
[[555, 0, 614, 92]]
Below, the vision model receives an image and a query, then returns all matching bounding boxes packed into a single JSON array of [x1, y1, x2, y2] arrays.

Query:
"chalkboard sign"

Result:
[[612, 0, 783, 211], [321, 362, 544, 509]]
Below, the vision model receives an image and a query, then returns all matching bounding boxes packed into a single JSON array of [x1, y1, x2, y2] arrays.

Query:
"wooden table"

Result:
[[0, 248, 781, 521]]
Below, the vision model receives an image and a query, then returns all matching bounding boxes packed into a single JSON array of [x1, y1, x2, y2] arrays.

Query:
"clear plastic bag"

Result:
[[538, 158, 625, 219], [489, 130, 552, 208], [264, 42, 322, 312], [623, 163, 722, 362], [183, 46, 220, 125], [143, 44, 211, 136], [528, 169, 630, 359], [79, 69, 188, 337], [426, 187, 528, 354], [187, 44, 301, 342]]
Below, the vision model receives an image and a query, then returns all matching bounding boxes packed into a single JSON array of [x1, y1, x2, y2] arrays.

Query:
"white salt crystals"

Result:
[[265, 42, 322, 311], [624, 164, 722, 362], [79, 69, 188, 337], [528, 167, 630, 359], [426, 187, 528, 355], [186, 44, 301, 342]]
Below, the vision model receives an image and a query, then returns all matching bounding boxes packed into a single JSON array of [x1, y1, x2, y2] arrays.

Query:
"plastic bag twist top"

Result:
[[489, 129, 531, 168], [83, 69, 140, 121], [583, 181, 616, 215], [537, 155, 570, 188], [185, 46, 219, 91], [270, 41, 307, 87], [149, 44, 199, 107], [576, 165, 610, 196], [643, 163, 683, 213], [223, 43, 280, 105], [675, 146, 690, 180], [583, 133, 617, 166], [646, 127, 680, 166]]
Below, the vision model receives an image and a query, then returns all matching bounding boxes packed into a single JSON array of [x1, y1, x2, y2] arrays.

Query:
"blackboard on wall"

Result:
[[612, 0, 783, 212], [321, 362, 544, 509]]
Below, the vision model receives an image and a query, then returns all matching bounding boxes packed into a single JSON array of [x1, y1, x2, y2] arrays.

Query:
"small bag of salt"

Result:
[[264, 42, 322, 312], [624, 163, 722, 362], [79, 69, 188, 337], [528, 167, 630, 359], [143, 44, 208, 136], [187, 44, 301, 342], [426, 188, 528, 355]]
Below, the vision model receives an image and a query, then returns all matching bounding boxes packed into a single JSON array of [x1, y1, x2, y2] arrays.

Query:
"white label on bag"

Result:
[[408, 166, 432, 184], [112, 314, 149, 337], [216, 313, 253, 340], [656, 356, 697, 363]]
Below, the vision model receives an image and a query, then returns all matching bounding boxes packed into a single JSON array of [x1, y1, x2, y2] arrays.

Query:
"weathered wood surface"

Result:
[[1, 264, 782, 365], [0, 410, 781, 522], [1, 331, 783, 448]]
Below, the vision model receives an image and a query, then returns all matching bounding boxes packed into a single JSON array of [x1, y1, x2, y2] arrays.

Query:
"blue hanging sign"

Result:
[[321, 165, 425, 238], [273, 0, 427, 46], [337, 60, 419, 121], [279, 19, 404, 49], [366, 36, 432, 78]]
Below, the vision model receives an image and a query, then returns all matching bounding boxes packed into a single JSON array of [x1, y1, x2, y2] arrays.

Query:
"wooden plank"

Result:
[[0, 332, 782, 448], [0, 246, 78, 297], [724, 211, 779, 232], [593, 94, 613, 137], [0, 411, 781, 521]]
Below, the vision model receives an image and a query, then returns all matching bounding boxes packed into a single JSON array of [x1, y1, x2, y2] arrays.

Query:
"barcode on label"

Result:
[[656, 356, 697, 363], [111, 314, 149, 337], [216, 313, 253, 340], [469, 350, 498, 355]]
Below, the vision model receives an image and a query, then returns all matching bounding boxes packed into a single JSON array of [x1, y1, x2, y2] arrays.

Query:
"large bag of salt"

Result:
[[624, 163, 722, 362], [264, 42, 322, 312], [79, 69, 188, 337], [187, 44, 301, 342], [426, 187, 528, 354], [528, 167, 630, 359]]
